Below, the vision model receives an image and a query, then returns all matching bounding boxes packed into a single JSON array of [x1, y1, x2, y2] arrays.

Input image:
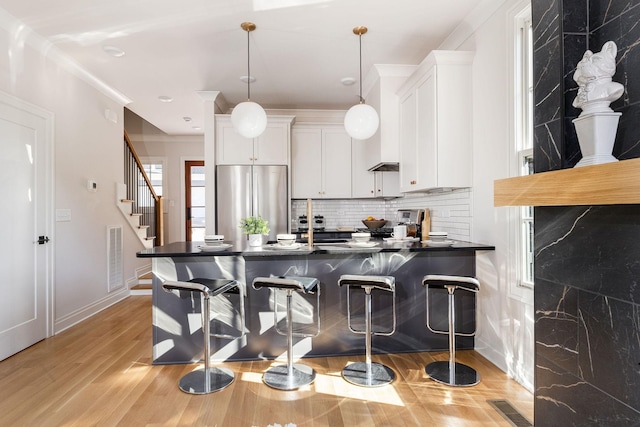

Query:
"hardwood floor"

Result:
[[0, 296, 533, 426]]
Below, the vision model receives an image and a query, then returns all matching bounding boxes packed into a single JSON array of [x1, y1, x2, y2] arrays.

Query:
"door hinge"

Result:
[[37, 235, 50, 245]]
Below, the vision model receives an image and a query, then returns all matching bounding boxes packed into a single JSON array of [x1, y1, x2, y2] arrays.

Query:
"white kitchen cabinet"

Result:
[[398, 51, 473, 192], [352, 138, 400, 198], [291, 124, 352, 198], [215, 115, 294, 165]]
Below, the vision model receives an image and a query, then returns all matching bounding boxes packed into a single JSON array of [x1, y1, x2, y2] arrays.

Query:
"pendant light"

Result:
[[344, 26, 379, 140], [231, 22, 267, 139]]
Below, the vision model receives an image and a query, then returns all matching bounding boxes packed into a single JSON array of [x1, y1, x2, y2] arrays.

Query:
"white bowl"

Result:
[[276, 233, 296, 246], [352, 232, 371, 243], [428, 231, 448, 242], [204, 234, 224, 245]]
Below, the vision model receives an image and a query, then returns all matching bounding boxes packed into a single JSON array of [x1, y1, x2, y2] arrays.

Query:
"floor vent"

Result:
[[107, 225, 123, 292], [487, 399, 533, 427]]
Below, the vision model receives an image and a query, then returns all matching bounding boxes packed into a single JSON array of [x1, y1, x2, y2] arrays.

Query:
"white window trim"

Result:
[[140, 156, 168, 199], [507, 0, 534, 304]]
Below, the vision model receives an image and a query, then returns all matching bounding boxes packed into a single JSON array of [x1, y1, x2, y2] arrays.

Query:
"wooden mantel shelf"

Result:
[[494, 158, 640, 206]]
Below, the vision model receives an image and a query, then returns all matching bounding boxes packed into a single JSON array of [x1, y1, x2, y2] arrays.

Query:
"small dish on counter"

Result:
[[198, 243, 232, 252], [351, 232, 371, 243], [276, 233, 297, 246], [383, 237, 420, 243], [421, 240, 455, 247], [346, 241, 378, 248], [204, 234, 225, 245], [428, 231, 448, 242], [265, 242, 303, 250]]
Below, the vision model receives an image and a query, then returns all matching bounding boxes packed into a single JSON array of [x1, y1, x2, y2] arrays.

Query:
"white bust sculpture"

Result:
[[572, 41, 624, 115]]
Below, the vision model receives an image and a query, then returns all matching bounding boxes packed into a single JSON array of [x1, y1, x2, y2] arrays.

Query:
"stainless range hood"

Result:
[[368, 161, 399, 172]]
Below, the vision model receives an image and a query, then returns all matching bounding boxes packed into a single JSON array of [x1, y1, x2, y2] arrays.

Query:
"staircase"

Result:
[[130, 272, 152, 295], [116, 184, 155, 249], [120, 131, 164, 249]]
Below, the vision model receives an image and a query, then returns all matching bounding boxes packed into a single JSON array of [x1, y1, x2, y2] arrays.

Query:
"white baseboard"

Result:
[[54, 287, 130, 334]]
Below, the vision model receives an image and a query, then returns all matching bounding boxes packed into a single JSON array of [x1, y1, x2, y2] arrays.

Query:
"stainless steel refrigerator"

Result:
[[216, 165, 288, 243]]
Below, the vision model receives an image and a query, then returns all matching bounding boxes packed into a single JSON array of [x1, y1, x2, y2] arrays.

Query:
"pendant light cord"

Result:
[[247, 28, 251, 101], [358, 33, 363, 104]]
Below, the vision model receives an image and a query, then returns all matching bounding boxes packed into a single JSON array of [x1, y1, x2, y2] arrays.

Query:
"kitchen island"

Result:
[[138, 239, 494, 364]]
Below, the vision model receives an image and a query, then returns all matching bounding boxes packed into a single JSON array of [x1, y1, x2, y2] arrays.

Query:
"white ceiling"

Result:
[[0, 0, 485, 135]]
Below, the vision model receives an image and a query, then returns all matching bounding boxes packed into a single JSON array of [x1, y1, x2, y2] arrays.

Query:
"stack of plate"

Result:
[[199, 235, 231, 252], [422, 231, 454, 247]]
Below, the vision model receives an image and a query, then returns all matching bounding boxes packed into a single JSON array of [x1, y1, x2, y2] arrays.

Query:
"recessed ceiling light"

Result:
[[240, 75, 256, 83], [102, 45, 125, 57], [341, 77, 356, 86], [158, 96, 173, 103], [192, 126, 201, 130], [183, 116, 192, 122]]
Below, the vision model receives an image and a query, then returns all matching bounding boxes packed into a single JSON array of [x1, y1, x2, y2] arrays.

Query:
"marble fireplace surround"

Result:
[[528, 0, 640, 425]]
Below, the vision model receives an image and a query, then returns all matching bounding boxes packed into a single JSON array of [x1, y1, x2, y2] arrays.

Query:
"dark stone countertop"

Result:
[[137, 239, 495, 258]]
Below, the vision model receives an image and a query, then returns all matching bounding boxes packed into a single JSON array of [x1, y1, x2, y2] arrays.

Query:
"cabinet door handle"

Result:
[[410, 180, 417, 185]]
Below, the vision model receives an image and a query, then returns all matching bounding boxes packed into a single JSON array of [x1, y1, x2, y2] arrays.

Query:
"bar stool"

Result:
[[338, 274, 396, 387], [252, 276, 320, 390], [422, 274, 480, 387], [162, 278, 245, 395]]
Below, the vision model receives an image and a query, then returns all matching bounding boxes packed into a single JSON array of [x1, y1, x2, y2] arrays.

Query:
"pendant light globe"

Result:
[[231, 101, 267, 138], [344, 25, 379, 140], [344, 103, 379, 140], [232, 22, 267, 139]]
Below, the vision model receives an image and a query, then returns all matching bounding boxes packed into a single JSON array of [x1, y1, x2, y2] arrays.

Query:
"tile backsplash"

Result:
[[292, 187, 471, 241]]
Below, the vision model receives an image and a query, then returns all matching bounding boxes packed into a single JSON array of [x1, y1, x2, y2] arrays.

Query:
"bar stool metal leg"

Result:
[[263, 289, 316, 390], [424, 278, 480, 387], [342, 285, 396, 387], [162, 279, 242, 395], [179, 291, 235, 394]]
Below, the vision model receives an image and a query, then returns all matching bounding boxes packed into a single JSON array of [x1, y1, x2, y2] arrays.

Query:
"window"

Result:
[[518, 150, 534, 288], [142, 162, 163, 196], [139, 158, 166, 208], [515, 10, 533, 152], [509, 2, 534, 296]]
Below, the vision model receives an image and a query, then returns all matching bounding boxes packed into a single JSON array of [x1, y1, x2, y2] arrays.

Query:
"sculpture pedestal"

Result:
[[573, 112, 621, 167]]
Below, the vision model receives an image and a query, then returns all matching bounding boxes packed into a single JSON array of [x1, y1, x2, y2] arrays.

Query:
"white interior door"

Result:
[[0, 94, 53, 361]]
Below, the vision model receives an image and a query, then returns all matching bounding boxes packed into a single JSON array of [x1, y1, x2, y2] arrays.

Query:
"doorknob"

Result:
[[37, 235, 50, 245]]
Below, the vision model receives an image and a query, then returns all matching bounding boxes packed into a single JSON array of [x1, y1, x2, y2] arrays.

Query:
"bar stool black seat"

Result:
[[422, 274, 480, 387], [338, 274, 396, 387], [162, 278, 244, 394], [252, 276, 320, 390]]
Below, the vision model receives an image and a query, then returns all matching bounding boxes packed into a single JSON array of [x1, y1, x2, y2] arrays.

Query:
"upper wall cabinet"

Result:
[[215, 115, 295, 165], [397, 51, 474, 193], [362, 64, 417, 171], [291, 124, 352, 199]]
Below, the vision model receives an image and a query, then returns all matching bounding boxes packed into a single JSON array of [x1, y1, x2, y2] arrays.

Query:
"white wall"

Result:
[[0, 13, 148, 332], [126, 127, 204, 243], [443, 0, 534, 391]]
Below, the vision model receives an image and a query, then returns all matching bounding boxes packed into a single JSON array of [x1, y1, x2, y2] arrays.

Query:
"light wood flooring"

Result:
[[0, 296, 533, 426]]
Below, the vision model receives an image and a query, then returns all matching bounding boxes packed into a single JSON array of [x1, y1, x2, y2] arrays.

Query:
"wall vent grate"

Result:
[[107, 225, 123, 292]]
